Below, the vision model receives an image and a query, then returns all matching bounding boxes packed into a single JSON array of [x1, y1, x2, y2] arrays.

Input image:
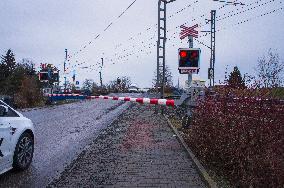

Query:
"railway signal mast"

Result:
[[99, 58, 103, 87], [207, 1, 244, 86], [64, 49, 68, 93], [177, 24, 201, 108], [209, 10, 216, 87], [157, 0, 177, 99]]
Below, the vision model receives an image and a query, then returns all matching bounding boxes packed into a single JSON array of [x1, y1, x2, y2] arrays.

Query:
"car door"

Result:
[[0, 103, 13, 167], [0, 102, 19, 166]]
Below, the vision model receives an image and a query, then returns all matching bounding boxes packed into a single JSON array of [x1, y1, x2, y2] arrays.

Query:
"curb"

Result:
[[164, 115, 218, 188]]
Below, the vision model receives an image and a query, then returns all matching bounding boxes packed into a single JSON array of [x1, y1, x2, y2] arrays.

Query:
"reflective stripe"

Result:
[[124, 97, 130, 101], [136, 98, 143, 103], [143, 98, 151, 104], [150, 99, 159, 105], [158, 99, 167, 105], [166, 100, 175, 107], [130, 98, 137, 102]]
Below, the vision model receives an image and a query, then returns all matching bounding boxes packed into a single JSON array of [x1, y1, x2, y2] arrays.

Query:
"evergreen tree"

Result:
[[228, 66, 246, 89], [0, 49, 17, 80]]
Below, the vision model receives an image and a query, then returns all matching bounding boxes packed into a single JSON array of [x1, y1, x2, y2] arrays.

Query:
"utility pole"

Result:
[[157, 0, 177, 99], [209, 10, 216, 87], [157, 0, 167, 98], [99, 57, 103, 87], [64, 49, 67, 93], [188, 35, 194, 88]]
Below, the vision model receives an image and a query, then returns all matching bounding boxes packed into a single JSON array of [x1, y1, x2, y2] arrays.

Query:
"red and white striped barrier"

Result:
[[87, 96, 175, 107]]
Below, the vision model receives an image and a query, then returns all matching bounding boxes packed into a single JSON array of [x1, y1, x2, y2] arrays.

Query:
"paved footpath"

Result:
[[48, 104, 206, 188]]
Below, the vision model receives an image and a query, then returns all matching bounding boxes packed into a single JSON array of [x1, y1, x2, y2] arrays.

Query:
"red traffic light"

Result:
[[191, 51, 198, 58], [180, 51, 187, 58], [178, 48, 201, 70]]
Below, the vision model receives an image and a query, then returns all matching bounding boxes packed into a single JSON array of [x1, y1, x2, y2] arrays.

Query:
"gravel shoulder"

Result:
[[48, 104, 206, 188]]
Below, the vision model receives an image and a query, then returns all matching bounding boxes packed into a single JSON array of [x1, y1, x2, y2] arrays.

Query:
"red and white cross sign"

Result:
[[180, 24, 199, 39]]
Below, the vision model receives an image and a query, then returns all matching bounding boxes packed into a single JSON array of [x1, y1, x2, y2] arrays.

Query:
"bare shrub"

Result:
[[14, 76, 43, 108]]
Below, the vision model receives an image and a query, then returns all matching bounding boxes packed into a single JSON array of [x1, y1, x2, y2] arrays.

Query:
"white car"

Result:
[[0, 100, 35, 175]]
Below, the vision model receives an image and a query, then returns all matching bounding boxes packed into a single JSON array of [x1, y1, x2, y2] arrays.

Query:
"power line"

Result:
[[212, 0, 245, 6], [217, 6, 284, 33], [75, 0, 283, 73], [70, 0, 201, 69], [216, 0, 278, 22], [193, 5, 283, 48], [112, 1, 283, 66], [168, 0, 281, 42], [112, 0, 200, 52], [72, 0, 199, 63], [67, 0, 138, 61]]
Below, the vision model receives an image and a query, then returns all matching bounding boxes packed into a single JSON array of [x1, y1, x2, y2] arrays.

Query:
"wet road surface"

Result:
[[0, 99, 131, 188]]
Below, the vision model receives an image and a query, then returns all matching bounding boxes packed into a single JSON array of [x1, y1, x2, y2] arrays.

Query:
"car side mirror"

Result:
[[0, 105, 8, 116]]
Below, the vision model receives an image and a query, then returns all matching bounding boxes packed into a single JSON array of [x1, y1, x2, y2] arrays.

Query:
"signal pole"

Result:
[[209, 10, 216, 87], [188, 35, 194, 87], [64, 49, 67, 93], [157, 0, 166, 98], [99, 58, 103, 87]]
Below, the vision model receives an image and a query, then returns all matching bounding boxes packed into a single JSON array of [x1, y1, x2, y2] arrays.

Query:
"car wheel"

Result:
[[13, 132, 34, 170]]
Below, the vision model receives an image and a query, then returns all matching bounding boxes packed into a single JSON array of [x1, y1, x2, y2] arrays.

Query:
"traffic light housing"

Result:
[[39, 71, 59, 82], [178, 48, 201, 69], [39, 72, 49, 81]]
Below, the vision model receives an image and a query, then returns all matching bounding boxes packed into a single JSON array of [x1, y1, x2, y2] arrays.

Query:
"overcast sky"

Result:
[[1, 0, 283, 88]]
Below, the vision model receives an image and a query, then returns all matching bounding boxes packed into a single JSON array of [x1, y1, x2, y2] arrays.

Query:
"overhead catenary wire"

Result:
[[168, 0, 276, 41], [168, 0, 282, 48], [66, 0, 138, 62], [76, 0, 283, 73], [216, 0, 278, 22], [70, 0, 201, 69], [117, 0, 274, 53], [113, 0, 283, 66]]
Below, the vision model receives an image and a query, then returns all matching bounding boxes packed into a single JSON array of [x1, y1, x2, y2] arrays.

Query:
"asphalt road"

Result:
[[0, 97, 134, 188]]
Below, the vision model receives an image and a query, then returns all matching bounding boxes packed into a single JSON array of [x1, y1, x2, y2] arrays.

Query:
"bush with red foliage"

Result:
[[185, 88, 284, 187]]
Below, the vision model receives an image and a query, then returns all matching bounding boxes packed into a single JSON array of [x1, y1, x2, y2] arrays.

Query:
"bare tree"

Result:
[[82, 79, 94, 91], [255, 49, 284, 88], [107, 76, 132, 93], [152, 65, 173, 88], [120, 76, 132, 92]]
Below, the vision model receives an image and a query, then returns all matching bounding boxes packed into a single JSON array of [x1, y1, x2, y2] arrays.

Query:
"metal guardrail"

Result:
[[46, 94, 87, 102]]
